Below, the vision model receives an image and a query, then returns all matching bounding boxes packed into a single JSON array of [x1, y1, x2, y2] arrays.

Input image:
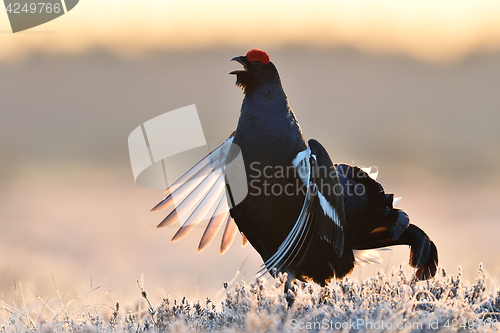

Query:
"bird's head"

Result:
[[230, 49, 279, 94]]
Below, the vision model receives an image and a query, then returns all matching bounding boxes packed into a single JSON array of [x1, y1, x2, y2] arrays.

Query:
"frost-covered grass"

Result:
[[1, 265, 499, 332]]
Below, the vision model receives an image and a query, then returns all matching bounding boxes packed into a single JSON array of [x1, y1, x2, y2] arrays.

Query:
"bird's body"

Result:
[[152, 49, 438, 292], [230, 63, 307, 271]]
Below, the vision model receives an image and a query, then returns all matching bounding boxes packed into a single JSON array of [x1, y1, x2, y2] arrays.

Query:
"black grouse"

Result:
[[151, 49, 439, 293]]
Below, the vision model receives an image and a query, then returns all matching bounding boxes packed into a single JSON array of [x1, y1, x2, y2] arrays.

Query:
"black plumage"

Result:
[[152, 49, 438, 296]]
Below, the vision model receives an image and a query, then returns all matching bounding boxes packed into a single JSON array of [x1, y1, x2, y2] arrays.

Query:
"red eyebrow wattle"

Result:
[[246, 49, 270, 64]]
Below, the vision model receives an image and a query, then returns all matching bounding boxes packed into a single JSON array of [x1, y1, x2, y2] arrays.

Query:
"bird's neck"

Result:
[[241, 81, 289, 120], [234, 82, 307, 163]]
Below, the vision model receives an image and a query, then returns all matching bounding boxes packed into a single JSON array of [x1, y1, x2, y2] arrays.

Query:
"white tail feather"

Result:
[[369, 171, 378, 180], [353, 249, 384, 266]]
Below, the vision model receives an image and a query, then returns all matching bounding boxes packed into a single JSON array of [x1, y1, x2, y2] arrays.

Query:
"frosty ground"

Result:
[[1, 265, 499, 332]]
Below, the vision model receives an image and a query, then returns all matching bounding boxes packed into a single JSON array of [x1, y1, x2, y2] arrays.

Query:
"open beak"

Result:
[[230, 56, 246, 75]]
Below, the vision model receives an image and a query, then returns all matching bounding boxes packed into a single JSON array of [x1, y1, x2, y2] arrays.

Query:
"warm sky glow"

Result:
[[1, 0, 500, 62]]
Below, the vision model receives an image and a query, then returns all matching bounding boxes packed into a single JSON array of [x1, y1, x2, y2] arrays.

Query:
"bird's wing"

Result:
[[259, 140, 346, 276], [151, 133, 246, 254], [308, 139, 346, 257], [259, 146, 318, 276]]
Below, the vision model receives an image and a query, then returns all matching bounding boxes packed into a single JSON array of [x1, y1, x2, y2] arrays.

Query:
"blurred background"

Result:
[[1, 0, 499, 313]]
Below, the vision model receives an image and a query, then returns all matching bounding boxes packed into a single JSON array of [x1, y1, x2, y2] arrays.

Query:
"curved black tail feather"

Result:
[[414, 239, 438, 280]]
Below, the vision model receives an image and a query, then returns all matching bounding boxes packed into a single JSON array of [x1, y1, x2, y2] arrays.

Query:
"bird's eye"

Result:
[[253, 61, 261, 66]]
